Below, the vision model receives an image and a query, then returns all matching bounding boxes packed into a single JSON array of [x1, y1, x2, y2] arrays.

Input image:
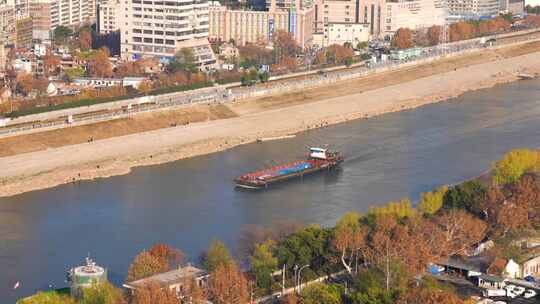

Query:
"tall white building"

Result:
[[97, 0, 120, 34], [384, 0, 448, 35], [119, 0, 216, 68]]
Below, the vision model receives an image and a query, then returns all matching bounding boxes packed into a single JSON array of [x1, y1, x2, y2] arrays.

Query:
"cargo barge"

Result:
[[235, 147, 344, 189]]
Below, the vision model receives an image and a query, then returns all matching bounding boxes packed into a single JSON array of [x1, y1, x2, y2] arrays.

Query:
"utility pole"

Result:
[[282, 264, 286, 296]]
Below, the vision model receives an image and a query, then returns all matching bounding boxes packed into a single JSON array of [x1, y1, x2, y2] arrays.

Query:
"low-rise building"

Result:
[[16, 17, 33, 48], [324, 22, 370, 46], [73, 76, 147, 89], [123, 265, 209, 296]]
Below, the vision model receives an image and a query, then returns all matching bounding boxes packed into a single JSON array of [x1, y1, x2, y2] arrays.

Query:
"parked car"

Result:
[[512, 285, 525, 295], [483, 289, 507, 297], [524, 289, 537, 299]]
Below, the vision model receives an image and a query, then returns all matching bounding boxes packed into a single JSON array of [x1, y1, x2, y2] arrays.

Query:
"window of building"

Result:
[[144, 37, 153, 43], [134, 37, 142, 42], [165, 39, 174, 45], [144, 29, 152, 34]]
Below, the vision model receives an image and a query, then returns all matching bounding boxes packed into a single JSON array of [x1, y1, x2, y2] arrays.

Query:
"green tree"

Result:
[[275, 225, 333, 274], [17, 291, 76, 304], [300, 283, 343, 304], [348, 269, 395, 304], [80, 282, 125, 304], [250, 240, 278, 291], [492, 149, 539, 185], [356, 41, 368, 50], [203, 239, 233, 271], [167, 48, 198, 74], [53, 26, 73, 45], [417, 185, 448, 215], [442, 180, 487, 216]]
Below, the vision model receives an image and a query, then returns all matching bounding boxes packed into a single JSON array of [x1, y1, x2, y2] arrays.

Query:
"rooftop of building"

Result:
[[124, 265, 208, 289]]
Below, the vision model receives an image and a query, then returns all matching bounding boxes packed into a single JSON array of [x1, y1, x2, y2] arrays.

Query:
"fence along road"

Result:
[[1, 28, 540, 139]]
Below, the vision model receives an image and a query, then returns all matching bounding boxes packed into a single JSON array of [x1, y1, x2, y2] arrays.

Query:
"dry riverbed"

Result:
[[1, 41, 540, 197]]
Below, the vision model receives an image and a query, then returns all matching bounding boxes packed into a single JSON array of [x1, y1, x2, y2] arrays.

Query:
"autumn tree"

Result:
[[130, 281, 178, 304], [203, 239, 233, 272], [115, 61, 145, 77], [414, 30, 430, 47], [238, 44, 273, 67], [435, 209, 487, 256], [396, 284, 464, 304], [148, 243, 186, 270], [43, 50, 61, 76], [272, 30, 298, 62], [417, 185, 448, 215], [250, 240, 278, 291], [79, 29, 93, 50], [126, 251, 168, 282], [88, 47, 113, 78], [208, 262, 250, 304], [427, 25, 441, 46], [332, 212, 367, 274], [391, 28, 413, 49], [16, 73, 34, 95], [449, 22, 475, 42], [137, 80, 153, 94], [326, 44, 354, 65]]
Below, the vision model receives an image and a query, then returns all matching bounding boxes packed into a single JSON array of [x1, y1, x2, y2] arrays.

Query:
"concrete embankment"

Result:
[[1, 48, 540, 197]]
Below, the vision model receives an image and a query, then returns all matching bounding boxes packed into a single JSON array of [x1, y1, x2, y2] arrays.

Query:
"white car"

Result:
[[512, 286, 525, 295], [506, 289, 518, 299], [524, 289, 537, 298], [493, 301, 506, 304]]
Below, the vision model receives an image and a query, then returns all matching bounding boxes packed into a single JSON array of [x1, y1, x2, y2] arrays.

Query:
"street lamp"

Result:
[[297, 264, 310, 294]]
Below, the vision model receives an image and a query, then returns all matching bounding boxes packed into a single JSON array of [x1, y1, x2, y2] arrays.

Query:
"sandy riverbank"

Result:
[[1, 47, 540, 197]]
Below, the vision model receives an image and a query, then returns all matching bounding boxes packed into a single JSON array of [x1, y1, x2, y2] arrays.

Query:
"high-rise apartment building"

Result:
[[28, 0, 97, 39], [97, 0, 120, 33], [384, 0, 448, 34], [208, 0, 314, 48], [447, 0, 499, 18], [119, 0, 216, 68], [0, 0, 16, 45]]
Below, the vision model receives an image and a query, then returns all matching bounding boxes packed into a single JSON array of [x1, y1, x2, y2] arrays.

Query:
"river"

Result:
[[1, 78, 540, 302]]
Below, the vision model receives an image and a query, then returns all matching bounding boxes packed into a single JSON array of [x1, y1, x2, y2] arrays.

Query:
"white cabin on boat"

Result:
[[310, 148, 328, 160]]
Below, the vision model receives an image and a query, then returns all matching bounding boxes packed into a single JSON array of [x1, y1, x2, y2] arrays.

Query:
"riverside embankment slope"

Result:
[[1, 46, 540, 197]]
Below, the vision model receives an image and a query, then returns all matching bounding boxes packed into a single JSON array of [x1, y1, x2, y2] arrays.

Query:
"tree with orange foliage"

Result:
[[16, 73, 34, 95], [397, 284, 464, 304], [332, 212, 367, 274], [130, 281, 178, 304], [208, 262, 250, 304], [137, 80, 153, 94], [126, 251, 168, 282], [43, 50, 61, 76], [272, 30, 298, 61], [435, 209, 487, 256], [148, 243, 185, 270], [427, 25, 441, 46], [391, 28, 413, 49], [88, 47, 113, 78], [79, 29, 93, 50], [449, 22, 475, 42], [314, 50, 327, 65], [115, 61, 145, 77], [326, 44, 354, 65]]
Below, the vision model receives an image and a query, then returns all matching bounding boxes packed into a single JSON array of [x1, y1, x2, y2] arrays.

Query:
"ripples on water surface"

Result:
[[1, 79, 540, 302]]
